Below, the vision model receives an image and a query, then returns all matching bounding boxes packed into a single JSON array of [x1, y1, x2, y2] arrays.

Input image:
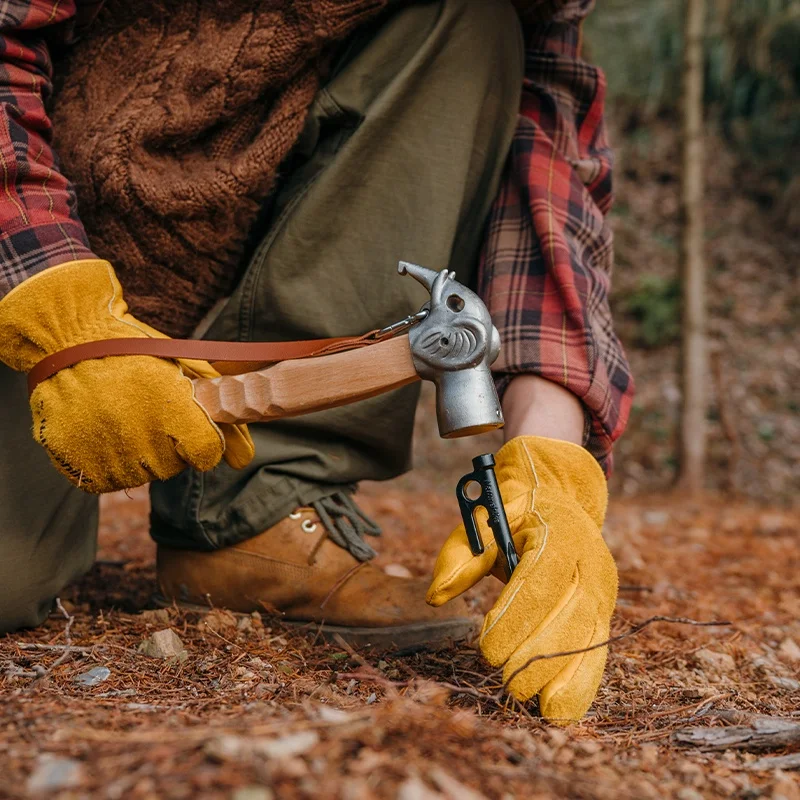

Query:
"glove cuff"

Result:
[[496, 436, 608, 528], [0, 259, 150, 372]]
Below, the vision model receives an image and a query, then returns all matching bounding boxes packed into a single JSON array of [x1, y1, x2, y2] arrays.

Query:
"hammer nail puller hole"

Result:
[[463, 480, 482, 501]]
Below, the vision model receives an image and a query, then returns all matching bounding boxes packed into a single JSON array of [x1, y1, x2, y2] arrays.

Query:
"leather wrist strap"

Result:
[[27, 331, 381, 397]]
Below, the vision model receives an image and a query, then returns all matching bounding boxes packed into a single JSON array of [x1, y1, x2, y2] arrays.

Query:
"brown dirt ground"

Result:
[[2, 113, 799, 800], [2, 435, 799, 798]]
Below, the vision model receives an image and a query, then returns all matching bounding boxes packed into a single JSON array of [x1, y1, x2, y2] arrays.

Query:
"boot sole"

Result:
[[153, 594, 478, 653]]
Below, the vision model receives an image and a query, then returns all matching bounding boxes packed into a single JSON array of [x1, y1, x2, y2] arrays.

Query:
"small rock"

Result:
[[237, 616, 253, 633], [124, 702, 161, 712], [757, 513, 789, 536], [769, 675, 800, 692], [694, 648, 736, 677], [206, 735, 249, 762], [721, 516, 740, 534], [315, 706, 353, 724], [27, 755, 84, 793], [73, 666, 111, 687], [397, 776, 443, 800], [750, 652, 783, 674], [270, 756, 309, 780], [232, 788, 274, 800], [676, 790, 705, 800], [140, 609, 171, 625], [709, 776, 738, 797], [237, 613, 265, 635], [206, 732, 319, 763], [428, 767, 487, 800], [257, 732, 319, 760], [366, 693, 377, 704], [643, 510, 669, 526], [137, 629, 187, 662], [384, 563, 413, 579], [778, 638, 800, 663], [199, 609, 239, 634]]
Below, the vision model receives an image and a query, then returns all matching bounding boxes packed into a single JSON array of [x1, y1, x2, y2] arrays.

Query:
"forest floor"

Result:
[[2, 115, 799, 798], [2, 436, 799, 798]]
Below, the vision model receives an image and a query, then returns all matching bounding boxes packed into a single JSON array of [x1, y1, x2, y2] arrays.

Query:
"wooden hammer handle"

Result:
[[193, 334, 420, 424]]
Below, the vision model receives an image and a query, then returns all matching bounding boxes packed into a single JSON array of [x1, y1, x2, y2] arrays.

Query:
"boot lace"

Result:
[[310, 490, 381, 562]]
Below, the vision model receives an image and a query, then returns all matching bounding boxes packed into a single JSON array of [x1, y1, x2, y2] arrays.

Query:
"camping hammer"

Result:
[[193, 262, 505, 439]]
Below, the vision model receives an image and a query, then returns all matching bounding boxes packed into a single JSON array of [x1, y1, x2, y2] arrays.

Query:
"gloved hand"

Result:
[[427, 436, 617, 722], [0, 259, 254, 493]]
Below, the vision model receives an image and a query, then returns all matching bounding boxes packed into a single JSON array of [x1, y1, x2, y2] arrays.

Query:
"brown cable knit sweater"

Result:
[[52, 0, 393, 337]]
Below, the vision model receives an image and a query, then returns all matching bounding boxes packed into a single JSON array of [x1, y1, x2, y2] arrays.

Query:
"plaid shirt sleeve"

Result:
[[478, 3, 634, 475], [0, 0, 101, 299]]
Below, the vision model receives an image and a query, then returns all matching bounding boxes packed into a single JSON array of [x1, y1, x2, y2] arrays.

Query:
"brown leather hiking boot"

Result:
[[156, 506, 478, 651]]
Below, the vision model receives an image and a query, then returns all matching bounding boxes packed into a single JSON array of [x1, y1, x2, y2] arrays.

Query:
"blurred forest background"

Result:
[[584, 0, 800, 502]]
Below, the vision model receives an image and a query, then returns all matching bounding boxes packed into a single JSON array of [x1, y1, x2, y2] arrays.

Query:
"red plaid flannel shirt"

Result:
[[481, 3, 634, 474], [0, 0, 632, 474]]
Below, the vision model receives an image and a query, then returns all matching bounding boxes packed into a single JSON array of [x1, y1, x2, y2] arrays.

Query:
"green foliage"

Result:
[[584, 0, 800, 175], [620, 274, 681, 348]]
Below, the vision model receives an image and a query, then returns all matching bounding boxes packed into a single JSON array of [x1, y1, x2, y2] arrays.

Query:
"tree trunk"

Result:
[[677, 0, 707, 492]]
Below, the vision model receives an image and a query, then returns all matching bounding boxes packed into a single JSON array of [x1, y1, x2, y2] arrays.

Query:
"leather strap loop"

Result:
[[27, 331, 382, 396]]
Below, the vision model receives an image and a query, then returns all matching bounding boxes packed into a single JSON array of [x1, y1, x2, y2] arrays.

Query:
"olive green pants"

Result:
[[0, 0, 523, 633]]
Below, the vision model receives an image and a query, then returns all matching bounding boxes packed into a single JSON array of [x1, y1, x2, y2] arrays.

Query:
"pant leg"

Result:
[[150, 0, 524, 550], [0, 365, 98, 634]]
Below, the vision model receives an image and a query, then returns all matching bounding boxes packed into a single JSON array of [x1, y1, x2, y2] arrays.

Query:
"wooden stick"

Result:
[[746, 753, 800, 772], [193, 335, 420, 424], [674, 714, 800, 752]]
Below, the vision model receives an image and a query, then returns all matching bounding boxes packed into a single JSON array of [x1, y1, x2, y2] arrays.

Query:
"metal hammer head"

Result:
[[398, 262, 503, 438]]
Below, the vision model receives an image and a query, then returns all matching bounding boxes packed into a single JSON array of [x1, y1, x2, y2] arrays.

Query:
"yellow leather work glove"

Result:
[[0, 260, 254, 493], [427, 436, 617, 723]]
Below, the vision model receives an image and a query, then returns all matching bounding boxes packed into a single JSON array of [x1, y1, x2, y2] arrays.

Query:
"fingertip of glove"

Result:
[[222, 433, 255, 470], [425, 584, 448, 608], [223, 450, 254, 470], [538, 642, 608, 724], [173, 432, 225, 473], [538, 696, 591, 726]]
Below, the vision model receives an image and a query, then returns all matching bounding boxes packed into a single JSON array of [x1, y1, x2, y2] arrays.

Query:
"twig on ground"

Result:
[[331, 634, 404, 701], [647, 693, 732, 721], [24, 597, 75, 691], [746, 753, 800, 772], [675, 712, 800, 752], [3, 660, 46, 679], [335, 670, 490, 702], [15, 643, 99, 653], [331, 634, 381, 676], [503, 616, 731, 694]]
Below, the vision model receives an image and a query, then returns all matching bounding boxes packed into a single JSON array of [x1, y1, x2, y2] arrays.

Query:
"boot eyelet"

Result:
[[302, 520, 318, 534], [289, 511, 302, 520]]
